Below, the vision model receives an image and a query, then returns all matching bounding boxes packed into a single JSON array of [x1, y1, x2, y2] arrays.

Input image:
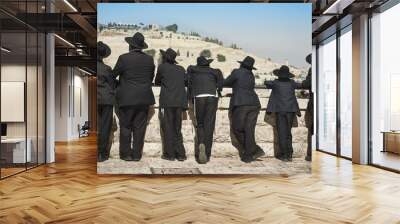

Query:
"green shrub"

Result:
[[217, 54, 226, 62], [165, 24, 178, 33]]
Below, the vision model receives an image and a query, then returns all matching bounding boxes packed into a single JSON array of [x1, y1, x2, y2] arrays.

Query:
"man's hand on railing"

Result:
[[224, 93, 233, 98]]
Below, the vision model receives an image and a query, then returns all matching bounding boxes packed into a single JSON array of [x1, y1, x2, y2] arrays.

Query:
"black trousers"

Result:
[[307, 130, 312, 159], [231, 106, 260, 159], [276, 112, 295, 158], [305, 104, 313, 160], [194, 97, 218, 160], [119, 106, 149, 159], [159, 107, 186, 158], [97, 105, 113, 158]]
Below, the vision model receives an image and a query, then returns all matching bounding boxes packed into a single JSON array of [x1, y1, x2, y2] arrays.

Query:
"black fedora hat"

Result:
[[160, 48, 178, 64], [273, 65, 295, 78], [125, 32, 148, 49], [238, 56, 257, 70], [197, 56, 213, 66], [305, 54, 311, 64], [97, 41, 111, 58]]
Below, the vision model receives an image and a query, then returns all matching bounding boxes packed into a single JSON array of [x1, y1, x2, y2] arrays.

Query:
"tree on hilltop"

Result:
[[165, 24, 178, 33], [217, 54, 226, 62]]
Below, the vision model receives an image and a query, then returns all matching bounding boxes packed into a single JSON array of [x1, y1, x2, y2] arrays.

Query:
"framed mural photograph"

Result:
[[96, 3, 312, 175]]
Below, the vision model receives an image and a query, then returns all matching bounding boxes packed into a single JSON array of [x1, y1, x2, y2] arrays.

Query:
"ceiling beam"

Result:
[[66, 13, 97, 46]]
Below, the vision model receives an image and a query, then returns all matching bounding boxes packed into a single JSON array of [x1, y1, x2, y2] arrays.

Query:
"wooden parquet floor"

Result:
[[1, 136, 400, 224]]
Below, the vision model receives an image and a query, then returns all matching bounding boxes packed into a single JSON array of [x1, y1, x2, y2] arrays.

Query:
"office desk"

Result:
[[382, 131, 400, 155], [1, 138, 32, 163]]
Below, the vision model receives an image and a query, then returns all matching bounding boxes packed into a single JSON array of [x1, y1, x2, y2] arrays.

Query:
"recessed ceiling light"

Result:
[[54, 34, 75, 48], [63, 0, 78, 12], [1, 47, 11, 53], [78, 67, 92, 76]]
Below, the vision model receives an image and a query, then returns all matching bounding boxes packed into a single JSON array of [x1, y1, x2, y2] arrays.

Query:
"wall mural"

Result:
[[96, 3, 312, 175]]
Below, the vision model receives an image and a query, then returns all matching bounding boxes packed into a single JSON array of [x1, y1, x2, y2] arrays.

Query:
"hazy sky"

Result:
[[98, 3, 311, 67]]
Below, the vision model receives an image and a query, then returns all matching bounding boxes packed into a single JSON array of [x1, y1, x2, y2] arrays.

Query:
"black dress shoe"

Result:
[[176, 156, 187, 161], [161, 155, 175, 161], [132, 157, 141, 161], [98, 155, 108, 162], [241, 156, 253, 163], [305, 155, 311, 161], [275, 155, 285, 161], [252, 148, 265, 160], [120, 155, 135, 161]]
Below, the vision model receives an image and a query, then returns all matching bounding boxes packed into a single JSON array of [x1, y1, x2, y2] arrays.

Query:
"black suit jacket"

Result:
[[265, 78, 302, 113], [187, 65, 223, 99], [302, 68, 313, 129], [113, 50, 155, 107], [97, 61, 116, 105], [302, 68, 313, 110], [154, 62, 188, 108], [224, 67, 260, 109]]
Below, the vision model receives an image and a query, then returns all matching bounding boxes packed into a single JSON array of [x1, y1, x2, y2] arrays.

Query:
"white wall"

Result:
[[54, 67, 89, 141]]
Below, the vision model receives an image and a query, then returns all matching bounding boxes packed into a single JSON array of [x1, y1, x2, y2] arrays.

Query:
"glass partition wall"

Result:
[[316, 25, 353, 159], [339, 26, 353, 159], [370, 3, 400, 171], [0, 2, 46, 179], [317, 35, 337, 155]]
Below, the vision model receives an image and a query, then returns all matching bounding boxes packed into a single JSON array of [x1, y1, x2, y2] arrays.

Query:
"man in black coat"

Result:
[[265, 65, 302, 161], [97, 41, 115, 162], [187, 56, 223, 164], [303, 54, 313, 161], [155, 48, 188, 161], [113, 32, 155, 161], [224, 56, 265, 163]]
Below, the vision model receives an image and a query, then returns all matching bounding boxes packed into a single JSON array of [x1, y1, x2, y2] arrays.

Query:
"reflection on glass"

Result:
[[1, 31, 27, 177], [318, 35, 337, 154], [371, 4, 400, 171], [340, 27, 352, 158], [0, 0, 47, 178], [38, 33, 46, 165], [27, 31, 38, 169]]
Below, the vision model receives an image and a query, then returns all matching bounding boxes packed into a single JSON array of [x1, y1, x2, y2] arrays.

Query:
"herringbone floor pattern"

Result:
[[1, 136, 400, 223]]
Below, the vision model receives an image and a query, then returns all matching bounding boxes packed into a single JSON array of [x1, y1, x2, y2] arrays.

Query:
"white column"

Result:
[[46, 1, 55, 163], [312, 45, 317, 150], [352, 14, 369, 164]]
